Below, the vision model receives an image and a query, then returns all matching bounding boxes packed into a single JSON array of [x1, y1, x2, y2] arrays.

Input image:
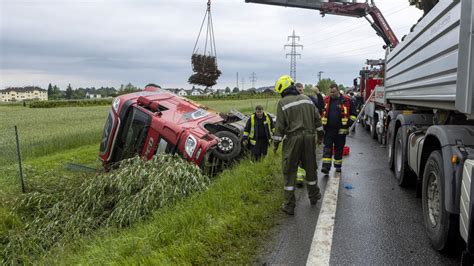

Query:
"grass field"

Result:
[[203, 98, 278, 114], [0, 97, 284, 264]]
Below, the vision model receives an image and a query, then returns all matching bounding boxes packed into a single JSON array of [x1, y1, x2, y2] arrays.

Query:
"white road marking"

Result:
[[306, 172, 341, 266]]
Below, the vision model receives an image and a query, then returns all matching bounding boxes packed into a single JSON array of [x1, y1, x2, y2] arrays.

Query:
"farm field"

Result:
[[0, 97, 277, 196]]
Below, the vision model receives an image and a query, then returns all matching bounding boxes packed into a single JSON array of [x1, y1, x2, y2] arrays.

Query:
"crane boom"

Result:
[[245, 0, 399, 48]]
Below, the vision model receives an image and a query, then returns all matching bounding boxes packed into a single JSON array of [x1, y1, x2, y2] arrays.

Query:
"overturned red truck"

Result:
[[99, 84, 249, 174]]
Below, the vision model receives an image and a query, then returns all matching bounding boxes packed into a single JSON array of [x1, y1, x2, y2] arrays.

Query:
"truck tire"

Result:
[[422, 150, 456, 251], [370, 116, 378, 139], [212, 131, 241, 161], [394, 129, 412, 187], [387, 124, 395, 170]]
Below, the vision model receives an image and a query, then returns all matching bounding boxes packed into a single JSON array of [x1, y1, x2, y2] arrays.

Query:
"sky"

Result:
[[0, 0, 423, 90]]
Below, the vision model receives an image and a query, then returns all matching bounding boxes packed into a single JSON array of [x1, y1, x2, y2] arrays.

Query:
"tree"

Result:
[[65, 84, 73, 99], [339, 84, 347, 93], [232, 87, 239, 93], [304, 84, 313, 95], [47, 83, 53, 98], [52, 85, 64, 99], [225, 86, 231, 94], [118, 83, 141, 95], [317, 78, 336, 95]]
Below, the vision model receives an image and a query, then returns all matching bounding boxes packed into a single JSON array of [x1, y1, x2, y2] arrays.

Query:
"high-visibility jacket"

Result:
[[243, 112, 274, 145], [321, 95, 357, 135]]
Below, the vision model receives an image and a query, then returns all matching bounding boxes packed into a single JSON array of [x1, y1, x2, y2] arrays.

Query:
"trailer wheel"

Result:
[[422, 150, 456, 251], [394, 129, 412, 187], [212, 131, 241, 161]]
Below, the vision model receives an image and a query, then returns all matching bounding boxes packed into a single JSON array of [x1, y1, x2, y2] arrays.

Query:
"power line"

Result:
[[249, 72, 257, 89], [284, 30, 303, 81], [305, 42, 382, 61]]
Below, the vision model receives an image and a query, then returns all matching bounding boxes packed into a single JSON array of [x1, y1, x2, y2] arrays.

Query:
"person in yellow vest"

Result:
[[242, 105, 275, 161], [321, 83, 357, 174]]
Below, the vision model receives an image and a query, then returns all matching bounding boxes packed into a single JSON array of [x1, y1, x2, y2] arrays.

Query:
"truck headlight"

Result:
[[112, 98, 120, 112], [185, 135, 197, 157]]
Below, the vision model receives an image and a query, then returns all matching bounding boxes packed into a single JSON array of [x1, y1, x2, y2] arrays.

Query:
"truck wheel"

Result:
[[213, 131, 241, 161], [394, 129, 412, 187], [370, 116, 378, 139], [422, 150, 456, 251], [388, 140, 394, 169]]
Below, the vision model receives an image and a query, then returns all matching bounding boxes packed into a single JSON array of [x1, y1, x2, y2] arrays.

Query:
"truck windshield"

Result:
[[99, 110, 115, 156], [112, 107, 151, 162]]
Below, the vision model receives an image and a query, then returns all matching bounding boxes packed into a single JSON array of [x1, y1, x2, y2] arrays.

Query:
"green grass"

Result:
[[203, 98, 279, 114], [0, 105, 110, 164], [3, 154, 210, 264], [1, 98, 285, 264], [46, 152, 283, 265]]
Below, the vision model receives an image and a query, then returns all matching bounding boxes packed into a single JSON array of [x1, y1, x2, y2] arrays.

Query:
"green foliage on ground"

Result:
[[29, 99, 112, 108], [49, 152, 283, 265], [2, 154, 209, 264]]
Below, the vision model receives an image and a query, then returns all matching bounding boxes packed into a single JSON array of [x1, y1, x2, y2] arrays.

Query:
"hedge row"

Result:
[[29, 99, 113, 108]]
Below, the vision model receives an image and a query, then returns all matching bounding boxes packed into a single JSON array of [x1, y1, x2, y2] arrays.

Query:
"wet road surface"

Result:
[[256, 125, 460, 265]]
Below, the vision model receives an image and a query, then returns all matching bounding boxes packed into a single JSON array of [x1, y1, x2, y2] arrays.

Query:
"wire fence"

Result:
[[0, 126, 25, 192]]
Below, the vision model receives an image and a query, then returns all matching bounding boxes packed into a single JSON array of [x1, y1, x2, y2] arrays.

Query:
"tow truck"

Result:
[[99, 84, 249, 174]]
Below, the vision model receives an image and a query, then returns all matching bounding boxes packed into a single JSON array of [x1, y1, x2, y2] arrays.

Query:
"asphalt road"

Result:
[[255, 125, 461, 265]]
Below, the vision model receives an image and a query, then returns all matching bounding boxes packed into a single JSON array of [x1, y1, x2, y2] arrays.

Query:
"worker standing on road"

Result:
[[273, 75, 324, 215], [321, 83, 357, 174], [294, 83, 324, 187], [242, 105, 275, 161]]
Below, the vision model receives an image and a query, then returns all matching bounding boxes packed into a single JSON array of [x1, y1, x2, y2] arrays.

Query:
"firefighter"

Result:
[[242, 105, 275, 161], [321, 83, 357, 174], [273, 75, 324, 215], [294, 82, 324, 187]]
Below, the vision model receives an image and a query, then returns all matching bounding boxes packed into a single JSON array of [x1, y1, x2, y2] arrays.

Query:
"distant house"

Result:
[[85, 92, 102, 99], [177, 89, 187, 96], [204, 87, 214, 95], [190, 88, 204, 96], [0, 86, 48, 102]]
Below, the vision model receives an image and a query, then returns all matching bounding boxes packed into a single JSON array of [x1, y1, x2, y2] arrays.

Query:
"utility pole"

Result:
[[249, 72, 257, 89], [318, 71, 323, 82], [241, 77, 245, 90], [236, 72, 239, 89], [284, 30, 303, 81]]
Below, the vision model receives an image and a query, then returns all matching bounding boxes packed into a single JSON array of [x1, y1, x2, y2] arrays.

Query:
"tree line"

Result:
[[47, 83, 141, 100]]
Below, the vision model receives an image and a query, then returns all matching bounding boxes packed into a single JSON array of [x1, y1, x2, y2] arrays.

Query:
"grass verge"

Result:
[[46, 151, 283, 264]]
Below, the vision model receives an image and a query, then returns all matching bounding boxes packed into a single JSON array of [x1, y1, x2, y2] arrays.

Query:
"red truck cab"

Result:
[[99, 84, 246, 173]]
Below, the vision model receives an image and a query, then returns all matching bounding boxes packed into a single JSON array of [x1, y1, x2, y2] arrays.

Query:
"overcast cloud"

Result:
[[0, 0, 423, 90]]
